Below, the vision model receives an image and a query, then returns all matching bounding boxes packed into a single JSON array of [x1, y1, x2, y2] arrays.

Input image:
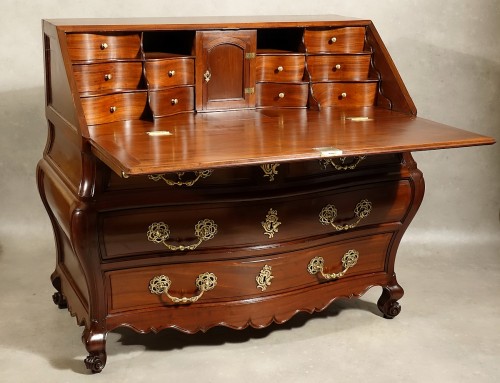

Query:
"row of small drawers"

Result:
[[107, 231, 392, 312], [66, 27, 367, 62], [73, 54, 371, 93], [80, 81, 377, 124]]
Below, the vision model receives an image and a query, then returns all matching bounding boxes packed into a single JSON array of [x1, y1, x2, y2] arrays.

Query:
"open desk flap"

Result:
[[88, 107, 495, 177]]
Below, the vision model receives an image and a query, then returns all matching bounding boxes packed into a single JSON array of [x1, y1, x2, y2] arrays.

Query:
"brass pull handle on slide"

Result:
[[149, 272, 217, 304]]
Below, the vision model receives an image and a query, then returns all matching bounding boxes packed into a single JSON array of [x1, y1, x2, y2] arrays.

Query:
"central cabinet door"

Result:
[[196, 30, 256, 111]]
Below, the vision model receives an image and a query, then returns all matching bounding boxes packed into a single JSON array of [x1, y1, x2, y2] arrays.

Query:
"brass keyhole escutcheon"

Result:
[[204, 70, 211, 83]]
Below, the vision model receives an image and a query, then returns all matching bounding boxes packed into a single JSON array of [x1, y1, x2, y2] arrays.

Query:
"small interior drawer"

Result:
[[256, 82, 309, 108], [307, 54, 371, 81], [256, 53, 305, 82], [311, 81, 377, 107], [81, 91, 148, 125], [145, 56, 195, 89], [73, 62, 143, 94], [304, 27, 366, 53], [66, 33, 142, 61], [149, 86, 195, 117]]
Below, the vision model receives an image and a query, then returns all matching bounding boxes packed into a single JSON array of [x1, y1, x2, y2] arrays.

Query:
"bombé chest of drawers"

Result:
[[37, 15, 494, 373]]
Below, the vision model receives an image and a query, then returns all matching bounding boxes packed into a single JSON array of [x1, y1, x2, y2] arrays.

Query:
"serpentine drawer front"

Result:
[[39, 15, 494, 372]]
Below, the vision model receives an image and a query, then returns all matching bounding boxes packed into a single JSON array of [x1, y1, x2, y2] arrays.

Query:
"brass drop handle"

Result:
[[109, 106, 117, 113], [148, 169, 213, 187], [319, 199, 372, 231], [330, 37, 337, 43], [149, 272, 217, 304], [100, 42, 108, 50], [104, 73, 112, 81], [168, 70, 176, 77], [204, 70, 211, 83], [277, 65, 284, 72], [278, 92, 285, 99], [171, 98, 179, 105], [308, 250, 359, 280], [319, 156, 367, 171], [147, 219, 218, 251]]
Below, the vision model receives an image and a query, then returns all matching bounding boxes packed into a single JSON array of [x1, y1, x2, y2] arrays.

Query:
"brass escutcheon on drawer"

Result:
[[307, 249, 359, 280], [149, 272, 217, 304], [319, 199, 372, 231], [147, 219, 218, 251]]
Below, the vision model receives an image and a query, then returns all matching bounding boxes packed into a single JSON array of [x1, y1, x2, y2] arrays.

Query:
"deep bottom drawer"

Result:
[[107, 232, 393, 313]]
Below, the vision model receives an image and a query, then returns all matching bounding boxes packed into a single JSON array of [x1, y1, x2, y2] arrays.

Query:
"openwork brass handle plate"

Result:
[[149, 272, 217, 304], [319, 199, 372, 231], [147, 219, 218, 251], [148, 170, 213, 187], [319, 156, 367, 171], [307, 249, 359, 280]]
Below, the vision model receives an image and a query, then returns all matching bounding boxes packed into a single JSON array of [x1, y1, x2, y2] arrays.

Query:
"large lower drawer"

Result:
[[98, 180, 412, 259], [106, 232, 393, 313]]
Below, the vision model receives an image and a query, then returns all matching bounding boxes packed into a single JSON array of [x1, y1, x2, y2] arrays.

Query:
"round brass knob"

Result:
[[104, 74, 112, 81], [341, 92, 347, 99], [335, 64, 341, 70], [168, 70, 176, 77], [100, 43, 108, 50], [109, 106, 117, 113], [171, 98, 179, 105], [278, 92, 285, 99], [277, 65, 284, 72], [330, 37, 337, 43]]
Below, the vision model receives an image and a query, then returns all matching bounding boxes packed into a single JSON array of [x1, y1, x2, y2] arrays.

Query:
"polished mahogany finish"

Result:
[[38, 16, 495, 373]]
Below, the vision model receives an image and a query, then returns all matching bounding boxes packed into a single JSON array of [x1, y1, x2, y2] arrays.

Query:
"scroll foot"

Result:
[[52, 291, 67, 309], [84, 353, 106, 373], [82, 325, 107, 373], [377, 276, 404, 319]]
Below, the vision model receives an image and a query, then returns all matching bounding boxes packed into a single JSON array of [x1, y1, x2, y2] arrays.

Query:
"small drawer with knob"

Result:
[[105, 232, 393, 313], [304, 27, 366, 54], [66, 33, 142, 61], [307, 54, 371, 81], [311, 81, 378, 107], [148, 86, 195, 117], [80, 91, 148, 125], [73, 62, 143, 95], [145, 56, 195, 89], [256, 82, 309, 108], [256, 53, 305, 82]]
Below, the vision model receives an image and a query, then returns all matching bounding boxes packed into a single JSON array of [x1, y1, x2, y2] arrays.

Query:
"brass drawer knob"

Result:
[[149, 272, 217, 304], [100, 42, 108, 50], [109, 106, 117, 113], [319, 199, 372, 231], [171, 98, 179, 105], [278, 92, 285, 99], [308, 249, 359, 280], [168, 70, 176, 77], [277, 65, 284, 72], [341, 92, 347, 99], [147, 219, 218, 251], [335, 64, 341, 70], [330, 37, 337, 43], [104, 73, 112, 81]]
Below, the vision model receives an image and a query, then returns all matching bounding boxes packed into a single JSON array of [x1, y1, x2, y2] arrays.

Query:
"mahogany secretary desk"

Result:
[[37, 15, 495, 372]]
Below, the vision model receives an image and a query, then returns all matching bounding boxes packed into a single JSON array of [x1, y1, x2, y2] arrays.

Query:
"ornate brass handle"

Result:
[[307, 249, 359, 280], [148, 170, 213, 187], [319, 199, 372, 231], [149, 272, 217, 304], [319, 156, 366, 171], [147, 219, 218, 251]]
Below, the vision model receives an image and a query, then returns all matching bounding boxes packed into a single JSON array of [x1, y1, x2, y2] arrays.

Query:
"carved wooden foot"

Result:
[[52, 291, 68, 309], [377, 276, 404, 319], [82, 325, 107, 373]]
